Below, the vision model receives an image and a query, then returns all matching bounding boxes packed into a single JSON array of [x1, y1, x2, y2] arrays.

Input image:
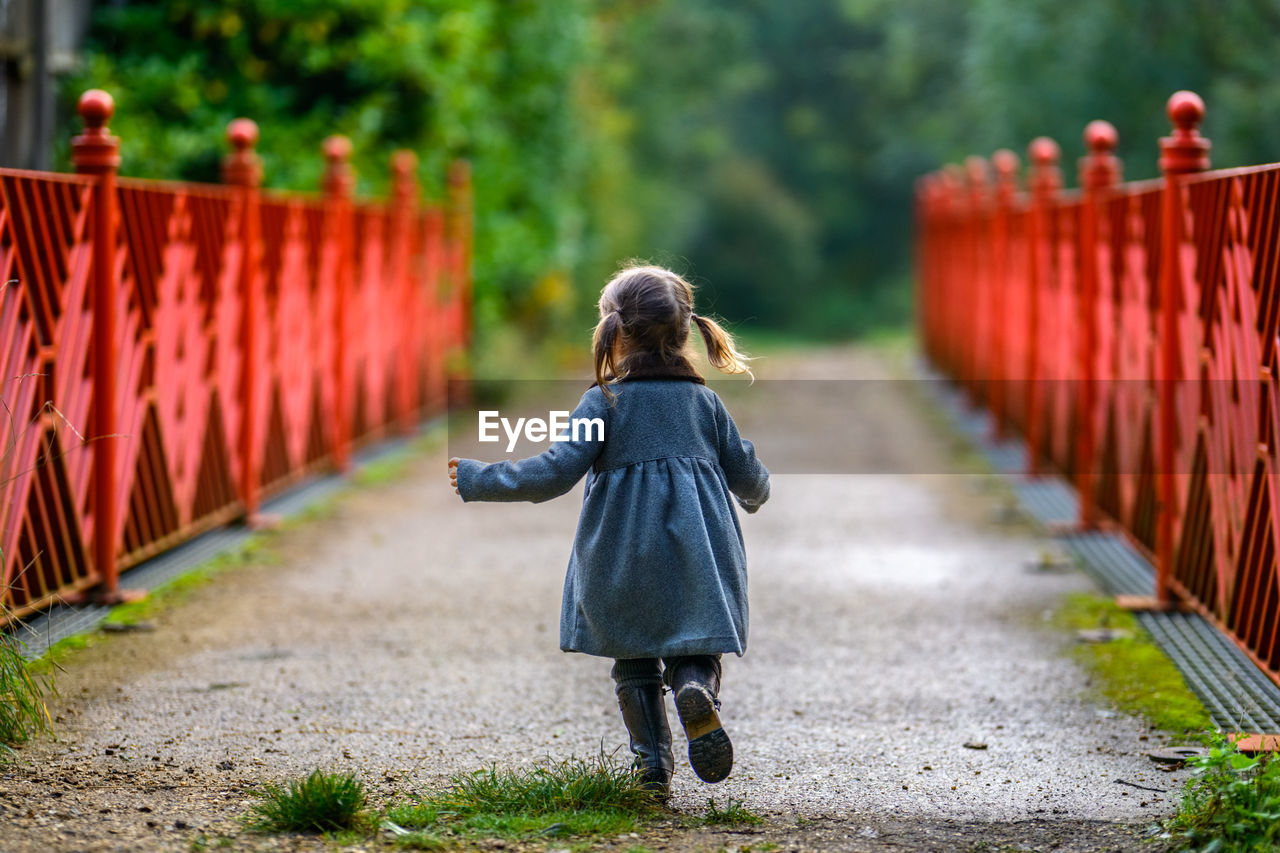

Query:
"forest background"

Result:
[[57, 0, 1280, 374]]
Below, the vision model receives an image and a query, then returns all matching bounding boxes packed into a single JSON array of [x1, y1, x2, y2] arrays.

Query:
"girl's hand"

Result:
[[448, 457, 460, 495]]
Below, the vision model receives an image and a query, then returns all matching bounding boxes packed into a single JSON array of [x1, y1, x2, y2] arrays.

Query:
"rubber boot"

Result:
[[666, 656, 732, 783], [616, 683, 674, 798]]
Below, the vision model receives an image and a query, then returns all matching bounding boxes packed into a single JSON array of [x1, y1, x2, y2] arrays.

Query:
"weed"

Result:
[[0, 611, 53, 753], [1053, 593, 1211, 736], [701, 798, 764, 826], [384, 753, 660, 845], [247, 769, 368, 833], [1166, 736, 1280, 851]]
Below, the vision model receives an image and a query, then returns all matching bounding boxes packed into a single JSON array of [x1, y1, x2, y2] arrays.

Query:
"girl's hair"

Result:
[[592, 265, 751, 398]]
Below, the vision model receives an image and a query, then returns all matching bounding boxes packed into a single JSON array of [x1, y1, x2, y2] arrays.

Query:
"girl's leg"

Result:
[[663, 655, 732, 783], [611, 658, 674, 797]]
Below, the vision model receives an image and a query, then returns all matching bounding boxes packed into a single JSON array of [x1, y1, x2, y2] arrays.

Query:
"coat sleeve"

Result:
[[455, 389, 608, 503], [714, 393, 770, 513]]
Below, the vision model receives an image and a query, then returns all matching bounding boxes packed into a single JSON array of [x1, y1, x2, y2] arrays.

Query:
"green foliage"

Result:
[[1053, 593, 1212, 736], [384, 754, 660, 845], [61, 2, 1280, 344], [0, 619, 52, 752], [248, 768, 368, 834], [1169, 737, 1280, 852], [60, 0, 601, 352]]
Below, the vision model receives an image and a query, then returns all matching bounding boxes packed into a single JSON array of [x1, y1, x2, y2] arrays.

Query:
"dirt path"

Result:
[[0, 346, 1185, 852]]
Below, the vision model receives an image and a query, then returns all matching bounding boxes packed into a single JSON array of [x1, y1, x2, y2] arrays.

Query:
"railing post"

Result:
[[1155, 91, 1210, 607], [1076, 121, 1121, 529], [447, 159, 473, 359], [222, 118, 266, 523], [1025, 137, 1060, 477], [965, 156, 991, 405], [391, 150, 419, 434], [941, 165, 965, 382], [71, 90, 141, 605], [323, 135, 355, 472], [989, 149, 1019, 440]]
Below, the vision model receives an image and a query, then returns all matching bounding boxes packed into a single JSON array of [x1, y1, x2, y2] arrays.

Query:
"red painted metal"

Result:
[[917, 89, 1280, 684], [0, 91, 469, 625], [1075, 121, 1121, 529]]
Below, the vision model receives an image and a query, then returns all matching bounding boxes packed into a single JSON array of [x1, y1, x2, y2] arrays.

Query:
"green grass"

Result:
[[698, 798, 764, 826], [1167, 736, 1280, 851], [0, 616, 53, 754], [1053, 592, 1212, 736], [383, 754, 662, 847], [248, 769, 369, 834]]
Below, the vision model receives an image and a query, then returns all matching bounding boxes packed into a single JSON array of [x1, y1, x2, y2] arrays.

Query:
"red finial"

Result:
[[1160, 90, 1210, 175], [227, 118, 259, 151], [1084, 120, 1117, 154], [1029, 136, 1060, 167], [1028, 137, 1061, 196], [991, 149, 1019, 176], [222, 118, 262, 187], [392, 150, 417, 202], [78, 89, 114, 130], [324, 134, 353, 164], [1080, 120, 1121, 191], [322, 135, 355, 198], [392, 149, 417, 176], [991, 149, 1020, 206], [72, 89, 121, 175], [1167, 90, 1205, 132], [447, 158, 470, 189]]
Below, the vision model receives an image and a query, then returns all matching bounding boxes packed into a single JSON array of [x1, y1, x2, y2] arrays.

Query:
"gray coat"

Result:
[[456, 376, 770, 660]]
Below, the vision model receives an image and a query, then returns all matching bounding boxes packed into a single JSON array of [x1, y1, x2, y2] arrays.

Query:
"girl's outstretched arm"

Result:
[[715, 396, 770, 513], [450, 389, 608, 504]]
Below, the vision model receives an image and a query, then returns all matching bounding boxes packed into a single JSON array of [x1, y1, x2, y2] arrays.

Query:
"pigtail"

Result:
[[593, 310, 623, 401], [692, 313, 752, 377]]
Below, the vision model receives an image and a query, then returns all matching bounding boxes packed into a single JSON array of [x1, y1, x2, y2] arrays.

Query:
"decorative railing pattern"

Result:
[[0, 91, 469, 622], [917, 91, 1280, 684]]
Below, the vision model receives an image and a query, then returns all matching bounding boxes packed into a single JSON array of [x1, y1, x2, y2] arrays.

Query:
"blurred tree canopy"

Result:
[[60, 0, 1280, 346]]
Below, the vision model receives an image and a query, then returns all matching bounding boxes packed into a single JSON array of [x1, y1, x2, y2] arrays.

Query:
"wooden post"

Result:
[[323, 135, 355, 472], [71, 90, 142, 604], [1025, 137, 1060, 477], [222, 118, 266, 523], [989, 149, 1020, 441], [1154, 91, 1210, 608], [1075, 120, 1121, 529]]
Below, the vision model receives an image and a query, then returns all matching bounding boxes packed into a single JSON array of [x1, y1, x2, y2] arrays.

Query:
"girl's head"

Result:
[[592, 265, 751, 395]]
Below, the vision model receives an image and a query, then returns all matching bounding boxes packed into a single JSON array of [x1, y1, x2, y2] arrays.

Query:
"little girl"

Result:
[[448, 264, 770, 798]]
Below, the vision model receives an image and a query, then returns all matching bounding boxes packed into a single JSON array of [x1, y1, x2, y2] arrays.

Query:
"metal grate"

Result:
[[1139, 613, 1280, 732], [1059, 531, 1154, 597], [1014, 478, 1078, 527]]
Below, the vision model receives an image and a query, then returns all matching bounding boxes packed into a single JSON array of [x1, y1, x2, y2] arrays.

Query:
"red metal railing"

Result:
[[0, 90, 469, 622], [917, 90, 1280, 685]]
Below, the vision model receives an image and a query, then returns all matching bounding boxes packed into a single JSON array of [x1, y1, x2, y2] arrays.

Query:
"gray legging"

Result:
[[610, 655, 722, 694]]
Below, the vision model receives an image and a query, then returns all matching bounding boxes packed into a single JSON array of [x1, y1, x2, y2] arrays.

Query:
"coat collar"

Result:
[[590, 353, 706, 388]]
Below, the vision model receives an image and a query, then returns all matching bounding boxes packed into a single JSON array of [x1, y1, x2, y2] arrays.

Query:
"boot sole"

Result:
[[675, 685, 732, 783]]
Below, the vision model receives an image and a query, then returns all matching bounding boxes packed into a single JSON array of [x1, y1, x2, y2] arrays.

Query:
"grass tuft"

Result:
[[1168, 736, 1280, 851], [1053, 592, 1211, 736], [385, 753, 660, 846], [701, 798, 764, 826], [248, 769, 368, 834], [0, 615, 53, 754]]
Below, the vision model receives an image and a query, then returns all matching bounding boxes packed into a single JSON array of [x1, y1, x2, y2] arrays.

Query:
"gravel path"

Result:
[[0, 346, 1187, 852]]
